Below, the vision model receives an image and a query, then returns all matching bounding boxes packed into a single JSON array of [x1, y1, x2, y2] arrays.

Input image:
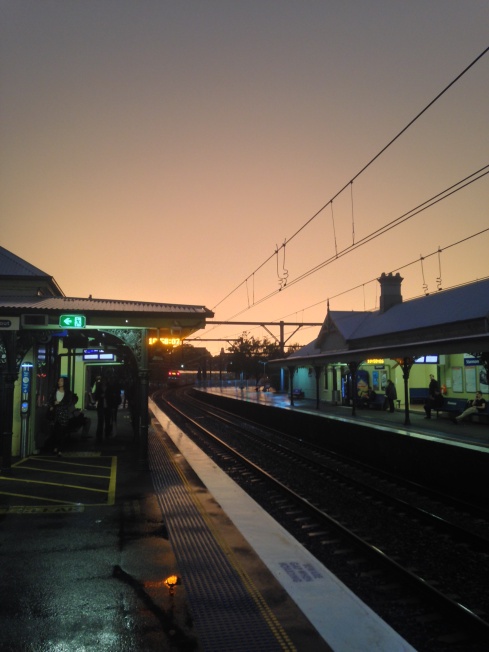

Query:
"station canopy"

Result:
[[0, 246, 213, 345]]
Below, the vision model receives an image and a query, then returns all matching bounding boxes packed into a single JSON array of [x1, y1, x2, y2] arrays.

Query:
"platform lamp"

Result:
[[164, 574, 181, 597]]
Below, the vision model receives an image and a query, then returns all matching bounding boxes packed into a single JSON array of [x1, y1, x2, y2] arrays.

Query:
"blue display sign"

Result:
[[21, 364, 32, 415]]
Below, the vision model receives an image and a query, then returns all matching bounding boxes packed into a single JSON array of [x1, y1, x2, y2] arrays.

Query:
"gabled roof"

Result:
[[316, 310, 369, 344], [346, 279, 489, 340], [0, 246, 51, 277], [0, 246, 65, 297], [288, 338, 321, 360], [273, 276, 489, 367]]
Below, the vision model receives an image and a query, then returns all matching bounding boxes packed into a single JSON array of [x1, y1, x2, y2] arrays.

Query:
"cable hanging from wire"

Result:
[[226, 166, 488, 313], [331, 201, 338, 257], [351, 182, 355, 245], [210, 46, 489, 315], [436, 247, 443, 291], [419, 255, 429, 295]]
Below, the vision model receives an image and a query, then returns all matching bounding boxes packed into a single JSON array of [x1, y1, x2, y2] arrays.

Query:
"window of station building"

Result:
[[414, 355, 439, 364], [324, 367, 329, 390]]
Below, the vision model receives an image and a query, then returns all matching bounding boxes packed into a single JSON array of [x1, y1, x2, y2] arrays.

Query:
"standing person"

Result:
[[454, 392, 486, 423], [383, 379, 397, 413], [424, 374, 443, 419], [93, 377, 112, 441], [48, 376, 73, 455], [106, 379, 121, 436]]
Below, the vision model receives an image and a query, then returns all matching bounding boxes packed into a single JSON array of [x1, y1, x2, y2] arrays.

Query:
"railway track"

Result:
[[154, 388, 489, 652]]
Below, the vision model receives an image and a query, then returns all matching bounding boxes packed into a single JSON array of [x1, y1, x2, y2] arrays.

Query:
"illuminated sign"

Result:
[[366, 359, 385, 364], [60, 314, 86, 328], [83, 349, 114, 362], [414, 355, 439, 364], [148, 337, 182, 347]]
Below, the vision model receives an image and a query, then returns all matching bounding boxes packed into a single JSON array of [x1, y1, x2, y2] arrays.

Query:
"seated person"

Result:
[[359, 386, 377, 408], [454, 392, 486, 423]]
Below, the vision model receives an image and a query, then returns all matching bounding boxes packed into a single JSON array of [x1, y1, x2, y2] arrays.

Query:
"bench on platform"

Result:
[[292, 388, 304, 399], [437, 397, 489, 422], [409, 388, 429, 404], [355, 394, 385, 410]]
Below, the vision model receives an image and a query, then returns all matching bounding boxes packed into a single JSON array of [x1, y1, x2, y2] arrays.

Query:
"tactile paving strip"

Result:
[[149, 427, 295, 652]]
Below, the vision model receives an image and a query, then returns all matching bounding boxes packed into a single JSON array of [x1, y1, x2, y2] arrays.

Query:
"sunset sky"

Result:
[[1, 1, 488, 354]]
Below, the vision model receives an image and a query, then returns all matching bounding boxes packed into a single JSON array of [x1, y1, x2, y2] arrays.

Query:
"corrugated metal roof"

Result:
[[273, 277, 489, 366], [344, 278, 489, 340], [288, 339, 321, 359], [0, 295, 212, 315]]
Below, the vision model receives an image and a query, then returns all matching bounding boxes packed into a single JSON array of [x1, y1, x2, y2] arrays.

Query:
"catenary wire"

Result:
[[210, 46, 489, 313], [196, 227, 489, 345], [222, 167, 489, 316]]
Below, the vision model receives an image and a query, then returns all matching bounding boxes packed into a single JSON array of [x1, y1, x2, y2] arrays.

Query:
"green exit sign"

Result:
[[59, 314, 86, 328]]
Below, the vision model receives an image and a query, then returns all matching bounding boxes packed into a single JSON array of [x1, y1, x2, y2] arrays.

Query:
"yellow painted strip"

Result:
[[0, 476, 107, 494], [107, 456, 117, 506], [0, 504, 85, 514], [0, 490, 83, 504], [13, 465, 110, 480], [156, 431, 297, 652], [22, 457, 110, 469]]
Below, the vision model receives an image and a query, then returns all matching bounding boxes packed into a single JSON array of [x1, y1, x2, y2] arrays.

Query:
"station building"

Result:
[[0, 246, 213, 470], [272, 272, 489, 422]]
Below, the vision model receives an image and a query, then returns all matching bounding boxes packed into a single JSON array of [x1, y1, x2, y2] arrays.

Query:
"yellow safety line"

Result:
[[10, 465, 110, 480], [15, 457, 110, 470], [0, 476, 107, 493], [107, 455, 117, 506], [0, 490, 82, 504], [156, 430, 297, 652]]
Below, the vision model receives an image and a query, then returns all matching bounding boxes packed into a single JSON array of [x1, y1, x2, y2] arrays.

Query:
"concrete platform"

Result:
[[5, 388, 478, 650], [150, 398, 416, 652], [196, 384, 489, 452]]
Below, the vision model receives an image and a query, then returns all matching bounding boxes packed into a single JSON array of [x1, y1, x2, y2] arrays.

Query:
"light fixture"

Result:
[[164, 574, 181, 596]]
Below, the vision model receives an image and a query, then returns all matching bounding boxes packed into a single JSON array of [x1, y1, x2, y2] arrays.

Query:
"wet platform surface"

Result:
[[7, 386, 485, 651], [198, 384, 489, 452]]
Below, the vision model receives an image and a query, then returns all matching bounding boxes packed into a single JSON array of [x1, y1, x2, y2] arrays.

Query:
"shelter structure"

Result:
[[271, 273, 489, 424], [0, 246, 213, 470]]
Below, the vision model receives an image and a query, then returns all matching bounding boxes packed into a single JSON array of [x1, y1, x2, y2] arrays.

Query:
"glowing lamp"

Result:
[[164, 574, 180, 596]]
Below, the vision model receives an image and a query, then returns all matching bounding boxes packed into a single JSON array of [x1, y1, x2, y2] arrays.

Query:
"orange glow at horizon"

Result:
[[1, 2, 487, 356]]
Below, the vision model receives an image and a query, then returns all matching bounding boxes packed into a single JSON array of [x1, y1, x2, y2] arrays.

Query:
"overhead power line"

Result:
[[220, 166, 488, 318], [211, 46, 489, 314]]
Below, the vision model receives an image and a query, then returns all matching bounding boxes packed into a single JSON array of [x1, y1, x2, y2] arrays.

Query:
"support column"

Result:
[[287, 364, 296, 406], [0, 332, 18, 473], [348, 360, 359, 417], [394, 356, 415, 426], [138, 329, 149, 471], [314, 365, 322, 410]]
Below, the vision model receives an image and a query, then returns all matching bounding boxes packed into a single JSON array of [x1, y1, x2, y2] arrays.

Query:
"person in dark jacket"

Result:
[[424, 374, 443, 419], [48, 376, 73, 454], [383, 380, 397, 412], [93, 377, 112, 441], [454, 392, 486, 423]]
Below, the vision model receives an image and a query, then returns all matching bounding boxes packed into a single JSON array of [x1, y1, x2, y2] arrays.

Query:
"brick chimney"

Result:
[[378, 272, 403, 312]]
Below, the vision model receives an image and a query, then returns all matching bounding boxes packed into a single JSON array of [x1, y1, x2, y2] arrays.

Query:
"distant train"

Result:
[[165, 368, 237, 387], [166, 369, 199, 387]]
